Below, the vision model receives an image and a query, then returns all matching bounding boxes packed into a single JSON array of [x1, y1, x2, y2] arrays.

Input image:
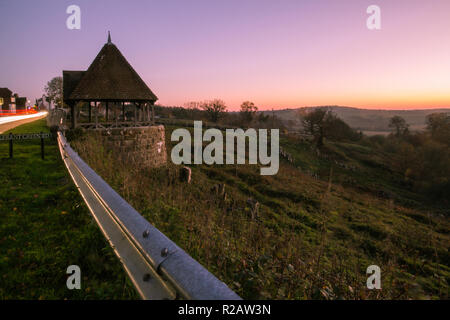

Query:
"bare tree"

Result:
[[200, 99, 227, 122], [300, 108, 358, 147], [184, 101, 202, 110], [389, 116, 409, 137], [240, 101, 258, 124], [300, 108, 330, 147]]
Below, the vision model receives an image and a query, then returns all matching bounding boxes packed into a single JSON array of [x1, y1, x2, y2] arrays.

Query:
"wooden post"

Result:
[[152, 104, 155, 124], [134, 103, 137, 126], [106, 101, 109, 122], [9, 133, 13, 159], [89, 102, 92, 123], [114, 102, 118, 127], [122, 102, 125, 121], [71, 103, 76, 129], [142, 104, 145, 122], [40, 131, 45, 160], [138, 103, 142, 122], [73, 103, 77, 128], [95, 101, 98, 128]]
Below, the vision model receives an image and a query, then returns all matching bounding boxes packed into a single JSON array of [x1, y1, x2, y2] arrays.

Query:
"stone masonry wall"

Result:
[[95, 125, 167, 169]]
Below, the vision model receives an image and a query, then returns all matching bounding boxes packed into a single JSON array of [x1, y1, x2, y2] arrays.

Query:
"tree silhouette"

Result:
[[200, 99, 227, 122], [240, 101, 258, 124], [300, 108, 359, 147], [44, 77, 63, 108], [388, 116, 409, 137]]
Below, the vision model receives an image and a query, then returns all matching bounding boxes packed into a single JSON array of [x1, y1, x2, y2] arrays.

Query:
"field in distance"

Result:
[[261, 106, 450, 134]]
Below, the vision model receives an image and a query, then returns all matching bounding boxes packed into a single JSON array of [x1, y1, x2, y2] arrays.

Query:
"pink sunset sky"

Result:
[[0, 0, 450, 111]]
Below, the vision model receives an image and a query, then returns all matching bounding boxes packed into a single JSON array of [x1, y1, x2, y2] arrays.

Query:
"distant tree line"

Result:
[[154, 100, 285, 129], [297, 108, 449, 201]]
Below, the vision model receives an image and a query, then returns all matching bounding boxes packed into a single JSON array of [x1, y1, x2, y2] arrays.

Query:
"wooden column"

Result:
[[114, 102, 118, 126], [138, 103, 142, 122], [151, 104, 155, 124], [106, 101, 109, 122], [73, 103, 77, 128], [71, 103, 76, 129], [134, 102, 137, 126], [89, 102, 92, 123], [95, 101, 98, 128], [9, 133, 13, 158], [122, 102, 125, 121]]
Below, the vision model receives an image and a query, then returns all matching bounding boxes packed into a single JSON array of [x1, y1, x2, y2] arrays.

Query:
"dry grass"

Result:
[[70, 129, 449, 300]]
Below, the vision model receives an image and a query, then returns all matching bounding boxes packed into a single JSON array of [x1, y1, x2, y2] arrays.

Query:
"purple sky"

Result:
[[1, 0, 450, 110]]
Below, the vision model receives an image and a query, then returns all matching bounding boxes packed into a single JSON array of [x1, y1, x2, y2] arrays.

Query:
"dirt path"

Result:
[[0, 115, 47, 134]]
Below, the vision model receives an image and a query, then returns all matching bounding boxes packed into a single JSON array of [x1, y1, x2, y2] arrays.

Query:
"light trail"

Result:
[[0, 112, 48, 125]]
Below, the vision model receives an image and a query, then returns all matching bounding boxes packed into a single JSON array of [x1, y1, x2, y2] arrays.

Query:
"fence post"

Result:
[[9, 133, 13, 158], [40, 131, 45, 160], [151, 104, 155, 125]]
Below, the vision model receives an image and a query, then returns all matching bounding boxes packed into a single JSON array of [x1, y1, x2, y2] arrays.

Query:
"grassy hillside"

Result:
[[0, 119, 138, 299], [71, 125, 449, 300], [262, 106, 450, 133]]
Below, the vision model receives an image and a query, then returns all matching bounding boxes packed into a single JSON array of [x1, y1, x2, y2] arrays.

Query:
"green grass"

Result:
[[71, 125, 450, 300], [0, 119, 139, 299]]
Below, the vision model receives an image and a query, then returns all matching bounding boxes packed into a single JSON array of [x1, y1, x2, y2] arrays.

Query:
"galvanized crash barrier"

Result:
[[57, 132, 241, 300], [1, 132, 52, 159]]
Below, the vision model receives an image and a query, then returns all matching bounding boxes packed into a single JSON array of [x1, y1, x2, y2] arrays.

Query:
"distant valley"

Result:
[[260, 106, 450, 135]]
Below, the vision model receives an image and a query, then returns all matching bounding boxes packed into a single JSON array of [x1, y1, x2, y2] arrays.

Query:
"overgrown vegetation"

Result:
[[365, 113, 450, 200], [299, 108, 361, 147], [71, 115, 449, 300], [0, 119, 138, 299]]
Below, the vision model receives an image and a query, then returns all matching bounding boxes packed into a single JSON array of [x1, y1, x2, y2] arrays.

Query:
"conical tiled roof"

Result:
[[68, 36, 157, 102]]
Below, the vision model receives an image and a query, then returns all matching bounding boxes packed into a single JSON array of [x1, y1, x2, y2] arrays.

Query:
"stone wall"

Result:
[[95, 125, 167, 169]]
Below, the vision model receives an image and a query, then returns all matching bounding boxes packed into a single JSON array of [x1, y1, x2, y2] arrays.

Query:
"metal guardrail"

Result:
[[57, 132, 241, 300]]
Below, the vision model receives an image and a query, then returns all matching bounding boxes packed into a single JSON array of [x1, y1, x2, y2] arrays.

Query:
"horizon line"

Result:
[[156, 104, 450, 112]]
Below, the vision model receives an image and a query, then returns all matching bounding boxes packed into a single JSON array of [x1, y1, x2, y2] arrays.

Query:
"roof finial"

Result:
[[107, 31, 111, 43]]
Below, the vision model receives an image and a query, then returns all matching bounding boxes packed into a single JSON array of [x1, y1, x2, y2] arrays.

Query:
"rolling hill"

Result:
[[261, 106, 450, 134]]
